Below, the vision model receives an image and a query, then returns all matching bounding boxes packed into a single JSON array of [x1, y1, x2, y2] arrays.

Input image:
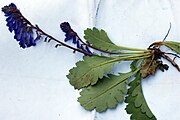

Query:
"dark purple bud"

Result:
[[76, 40, 81, 48], [34, 35, 41, 42], [9, 3, 17, 8], [60, 22, 71, 33], [81, 46, 88, 56], [60, 22, 77, 43], [72, 37, 77, 44], [64, 35, 72, 42], [85, 45, 92, 54]]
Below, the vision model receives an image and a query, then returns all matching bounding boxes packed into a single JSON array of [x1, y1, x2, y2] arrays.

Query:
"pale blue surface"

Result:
[[0, 0, 180, 120]]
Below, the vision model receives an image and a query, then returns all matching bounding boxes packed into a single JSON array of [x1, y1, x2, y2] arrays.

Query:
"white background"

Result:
[[0, 0, 180, 120]]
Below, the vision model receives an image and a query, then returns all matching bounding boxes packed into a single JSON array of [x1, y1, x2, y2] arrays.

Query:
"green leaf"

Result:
[[125, 72, 157, 120], [67, 55, 117, 89], [84, 27, 128, 52], [130, 60, 138, 71], [78, 69, 139, 112], [162, 41, 180, 54]]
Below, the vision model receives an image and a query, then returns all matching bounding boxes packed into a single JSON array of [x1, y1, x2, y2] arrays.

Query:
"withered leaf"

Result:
[[140, 57, 159, 78]]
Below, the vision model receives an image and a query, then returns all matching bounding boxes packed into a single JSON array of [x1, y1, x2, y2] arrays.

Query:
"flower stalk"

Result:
[[2, 3, 179, 72]]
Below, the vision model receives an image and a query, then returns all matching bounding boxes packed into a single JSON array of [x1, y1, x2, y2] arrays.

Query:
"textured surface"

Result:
[[125, 72, 156, 120], [78, 71, 137, 112], [68, 56, 116, 89], [84, 27, 130, 52], [0, 0, 180, 120]]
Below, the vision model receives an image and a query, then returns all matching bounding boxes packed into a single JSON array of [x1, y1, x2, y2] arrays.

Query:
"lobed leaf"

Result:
[[125, 72, 157, 120], [84, 27, 128, 52], [78, 69, 139, 112], [67, 55, 118, 89], [162, 41, 180, 54]]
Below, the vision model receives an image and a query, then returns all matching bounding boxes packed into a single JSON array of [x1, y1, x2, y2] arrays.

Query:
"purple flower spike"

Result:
[[2, 3, 39, 48], [60, 22, 77, 43], [60, 22, 71, 33], [60, 22, 92, 56]]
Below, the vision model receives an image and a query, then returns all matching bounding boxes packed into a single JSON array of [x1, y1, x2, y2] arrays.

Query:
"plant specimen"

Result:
[[2, 3, 180, 120]]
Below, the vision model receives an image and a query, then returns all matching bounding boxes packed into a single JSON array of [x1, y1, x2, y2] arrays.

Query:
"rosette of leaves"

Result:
[[2, 3, 180, 120], [67, 27, 180, 120]]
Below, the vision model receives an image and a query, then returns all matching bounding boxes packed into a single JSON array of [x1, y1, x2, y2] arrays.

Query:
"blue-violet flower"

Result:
[[2, 3, 38, 48], [60, 22, 92, 55]]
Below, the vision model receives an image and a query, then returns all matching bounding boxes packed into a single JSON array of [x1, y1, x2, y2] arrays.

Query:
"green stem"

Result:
[[108, 51, 152, 59], [91, 49, 151, 58], [98, 53, 152, 66], [117, 46, 148, 51], [127, 54, 152, 60], [116, 50, 151, 55]]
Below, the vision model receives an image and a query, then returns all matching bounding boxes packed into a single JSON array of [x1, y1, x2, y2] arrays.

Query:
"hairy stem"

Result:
[[20, 15, 93, 56], [76, 33, 148, 54]]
